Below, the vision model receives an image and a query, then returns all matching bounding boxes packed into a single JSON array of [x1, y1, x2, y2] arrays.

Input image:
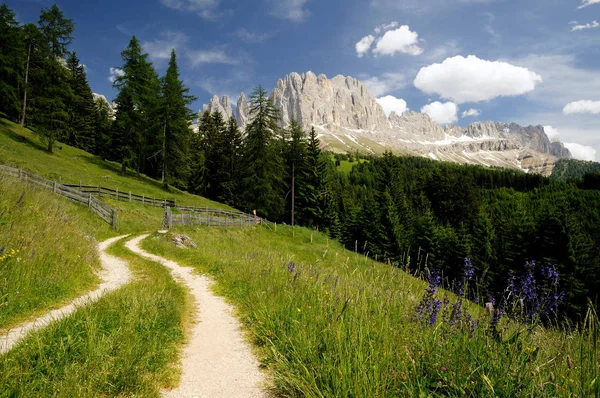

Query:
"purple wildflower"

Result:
[[286, 262, 296, 273]]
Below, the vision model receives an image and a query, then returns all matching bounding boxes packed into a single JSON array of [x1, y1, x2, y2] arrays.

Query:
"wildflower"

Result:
[[490, 308, 503, 329], [286, 262, 296, 273], [463, 258, 474, 281], [297, 308, 301, 312]]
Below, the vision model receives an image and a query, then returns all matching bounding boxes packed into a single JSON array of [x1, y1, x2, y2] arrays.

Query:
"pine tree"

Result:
[[0, 5, 24, 121], [112, 36, 160, 175], [299, 126, 328, 228], [65, 52, 96, 152], [19, 23, 42, 127], [218, 116, 243, 205], [93, 95, 113, 159], [30, 4, 74, 153], [285, 119, 307, 228], [241, 85, 285, 220], [159, 50, 195, 188]]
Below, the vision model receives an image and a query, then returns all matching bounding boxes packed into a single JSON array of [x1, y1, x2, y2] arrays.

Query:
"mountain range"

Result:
[[200, 71, 572, 176]]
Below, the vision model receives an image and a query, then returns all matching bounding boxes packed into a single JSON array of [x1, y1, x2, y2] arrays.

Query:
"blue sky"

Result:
[[7, 0, 600, 160]]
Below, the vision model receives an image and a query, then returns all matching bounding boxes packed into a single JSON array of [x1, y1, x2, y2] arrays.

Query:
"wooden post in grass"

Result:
[[274, 223, 277, 232], [116, 188, 119, 201], [142, 194, 145, 205], [18, 169, 22, 179], [88, 193, 92, 208], [260, 218, 263, 227], [53, 181, 57, 193], [129, 192, 132, 202]]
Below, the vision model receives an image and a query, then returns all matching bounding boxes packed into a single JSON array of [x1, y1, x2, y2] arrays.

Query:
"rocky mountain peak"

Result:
[[202, 95, 233, 120], [271, 71, 388, 134]]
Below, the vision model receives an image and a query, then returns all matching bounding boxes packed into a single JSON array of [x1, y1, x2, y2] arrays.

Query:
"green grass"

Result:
[[0, 176, 114, 328], [142, 226, 599, 397], [0, 117, 232, 209], [0, 235, 189, 397]]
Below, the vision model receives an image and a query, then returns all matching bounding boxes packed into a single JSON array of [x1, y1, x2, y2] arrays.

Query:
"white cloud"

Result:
[[236, 28, 272, 43], [414, 55, 543, 104], [563, 100, 600, 115], [374, 21, 399, 34], [564, 142, 597, 161], [361, 73, 407, 97], [356, 35, 375, 58], [160, 0, 220, 19], [543, 125, 561, 141], [421, 101, 458, 124], [373, 25, 423, 56], [578, 0, 600, 9], [267, 0, 310, 22], [377, 95, 408, 116], [108, 67, 124, 83], [462, 108, 481, 118], [187, 49, 240, 67], [571, 20, 599, 31], [142, 31, 189, 62]]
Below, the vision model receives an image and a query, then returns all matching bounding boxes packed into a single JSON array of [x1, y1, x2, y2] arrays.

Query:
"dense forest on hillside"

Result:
[[1, 3, 599, 322]]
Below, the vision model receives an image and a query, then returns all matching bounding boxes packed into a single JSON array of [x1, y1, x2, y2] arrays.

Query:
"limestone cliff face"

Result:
[[202, 95, 233, 120], [271, 71, 389, 134], [236, 93, 249, 131], [388, 111, 446, 141]]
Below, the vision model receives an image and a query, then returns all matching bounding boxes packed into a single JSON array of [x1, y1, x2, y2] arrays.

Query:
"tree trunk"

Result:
[[161, 123, 166, 184], [20, 42, 31, 127], [292, 163, 295, 237]]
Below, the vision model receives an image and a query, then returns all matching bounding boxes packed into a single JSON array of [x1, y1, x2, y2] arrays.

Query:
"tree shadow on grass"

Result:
[[0, 119, 46, 152]]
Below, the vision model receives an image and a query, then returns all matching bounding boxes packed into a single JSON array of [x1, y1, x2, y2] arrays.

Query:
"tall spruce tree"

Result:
[[0, 5, 24, 121], [30, 4, 74, 153], [65, 51, 96, 152], [219, 116, 243, 205], [159, 50, 195, 187], [93, 95, 113, 159], [298, 126, 328, 228], [241, 85, 285, 220], [112, 36, 160, 175], [285, 119, 307, 228]]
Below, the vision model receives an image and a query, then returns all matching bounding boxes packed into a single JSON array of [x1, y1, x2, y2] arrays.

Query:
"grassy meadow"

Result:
[[0, 176, 114, 328], [143, 225, 599, 397], [0, 236, 189, 397]]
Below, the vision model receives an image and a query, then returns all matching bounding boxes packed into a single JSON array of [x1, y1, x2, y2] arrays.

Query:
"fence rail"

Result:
[[0, 165, 118, 229], [63, 184, 176, 208], [163, 206, 274, 230]]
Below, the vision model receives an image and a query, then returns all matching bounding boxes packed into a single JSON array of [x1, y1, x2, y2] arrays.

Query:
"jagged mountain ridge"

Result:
[[199, 72, 572, 175]]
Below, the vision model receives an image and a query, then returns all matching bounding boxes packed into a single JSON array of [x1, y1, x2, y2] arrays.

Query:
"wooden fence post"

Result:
[[167, 207, 173, 230], [88, 193, 92, 208], [260, 218, 263, 227], [18, 169, 22, 179], [116, 188, 119, 200], [274, 222, 277, 232], [129, 192, 132, 202], [53, 181, 57, 193], [111, 209, 117, 229], [142, 194, 145, 204]]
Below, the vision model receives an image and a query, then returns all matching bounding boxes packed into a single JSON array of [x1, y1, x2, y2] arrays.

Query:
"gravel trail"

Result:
[[0, 235, 132, 354], [126, 234, 266, 398]]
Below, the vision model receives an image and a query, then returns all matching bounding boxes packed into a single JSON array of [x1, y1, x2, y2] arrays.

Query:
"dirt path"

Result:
[[0, 235, 132, 354], [126, 235, 267, 398]]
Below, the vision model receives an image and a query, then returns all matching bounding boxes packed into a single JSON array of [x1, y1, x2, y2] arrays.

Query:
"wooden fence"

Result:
[[163, 206, 274, 230], [63, 184, 176, 208], [0, 165, 119, 229]]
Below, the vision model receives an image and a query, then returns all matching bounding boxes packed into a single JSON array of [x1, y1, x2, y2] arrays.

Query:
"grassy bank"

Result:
[[0, 176, 114, 328], [0, 117, 231, 209], [0, 236, 189, 396], [142, 226, 599, 397]]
